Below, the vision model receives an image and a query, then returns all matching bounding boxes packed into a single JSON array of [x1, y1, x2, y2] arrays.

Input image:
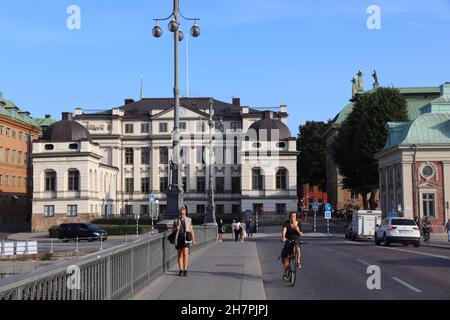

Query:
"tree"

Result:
[[332, 87, 408, 209], [297, 121, 329, 192]]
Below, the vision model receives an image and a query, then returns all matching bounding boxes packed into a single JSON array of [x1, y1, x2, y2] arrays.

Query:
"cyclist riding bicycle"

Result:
[[281, 212, 303, 281]]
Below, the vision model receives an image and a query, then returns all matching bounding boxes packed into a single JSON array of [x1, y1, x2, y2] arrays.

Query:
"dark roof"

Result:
[[42, 119, 92, 142], [249, 111, 292, 140], [89, 98, 262, 120]]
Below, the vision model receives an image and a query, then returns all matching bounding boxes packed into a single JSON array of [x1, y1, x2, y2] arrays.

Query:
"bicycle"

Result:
[[282, 239, 303, 287], [423, 230, 431, 245]]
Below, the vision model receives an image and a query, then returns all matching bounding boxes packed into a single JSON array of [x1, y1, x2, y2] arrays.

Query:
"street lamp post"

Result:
[[153, 0, 201, 221], [205, 98, 216, 224]]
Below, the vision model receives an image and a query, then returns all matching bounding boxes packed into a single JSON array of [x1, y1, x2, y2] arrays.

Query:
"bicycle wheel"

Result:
[[289, 256, 296, 287]]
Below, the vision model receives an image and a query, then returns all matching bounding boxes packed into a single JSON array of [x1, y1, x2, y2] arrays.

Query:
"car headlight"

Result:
[[93, 232, 100, 236]]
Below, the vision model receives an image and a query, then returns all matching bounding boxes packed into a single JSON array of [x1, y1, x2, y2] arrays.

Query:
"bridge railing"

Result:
[[0, 226, 217, 300]]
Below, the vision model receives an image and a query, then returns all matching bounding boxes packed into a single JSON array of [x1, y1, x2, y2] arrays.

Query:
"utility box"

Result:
[[351, 210, 382, 240]]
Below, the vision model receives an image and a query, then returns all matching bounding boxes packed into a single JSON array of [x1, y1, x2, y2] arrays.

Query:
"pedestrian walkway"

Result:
[[133, 240, 266, 300]]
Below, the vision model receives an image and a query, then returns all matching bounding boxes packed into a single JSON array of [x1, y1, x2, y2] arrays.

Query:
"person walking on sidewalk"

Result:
[[231, 219, 237, 241], [247, 218, 254, 237], [174, 207, 196, 277], [445, 218, 450, 242], [234, 220, 242, 242], [240, 220, 246, 243], [217, 219, 225, 242]]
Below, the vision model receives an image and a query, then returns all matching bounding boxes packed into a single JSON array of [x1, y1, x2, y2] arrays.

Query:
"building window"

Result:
[[232, 177, 241, 193], [0, 147, 3, 162], [159, 147, 168, 165], [19, 132, 23, 140], [140, 205, 149, 215], [69, 143, 78, 150], [45, 171, 57, 192], [0, 126, 3, 135], [44, 205, 55, 217], [252, 168, 264, 191], [179, 122, 187, 132], [125, 178, 134, 193], [67, 205, 78, 217], [253, 203, 263, 215], [276, 168, 287, 190], [234, 137, 238, 164], [197, 177, 206, 192], [5, 148, 9, 162], [351, 191, 359, 200], [141, 177, 150, 193], [196, 146, 205, 164], [196, 121, 206, 132], [141, 148, 150, 165], [159, 122, 168, 133], [68, 170, 80, 191], [12, 150, 16, 163], [422, 193, 436, 217], [18, 177, 22, 187], [216, 204, 225, 215], [11, 176, 15, 186], [5, 175, 8, 185], [232, 205, 241, 216], [159, 205, 167, 216], [125, 148, 134, 165], [276, 204, 287, 215], [125, 205, 133, 215], [216, 177, 225, 193], [6, 128, 11, 137], [24, 153, 27, 165], [421, 165, 435, 178], [141, 123, 150, 134], [0, 174, 2, 185], [231, 122, 241, 131], [18, 151, 22, 164], [125, 124, 134, 134], [197, 204, 206, 215], [160, 177, 168, 192], [182, 177, 187, 192], [12, 130, 16, 138]]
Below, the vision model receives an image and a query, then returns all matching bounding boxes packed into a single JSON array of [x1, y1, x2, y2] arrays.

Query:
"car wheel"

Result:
[[383, 234, 390, 246]]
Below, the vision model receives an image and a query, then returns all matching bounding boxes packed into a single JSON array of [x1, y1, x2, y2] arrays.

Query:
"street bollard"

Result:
[[100, 235, 103, 251], [25, 240, 29, 255], [125, 234, 128, 243], [50, 239, 54, 254], [75, 237, 79, 253], [1, 240, 4, 256]]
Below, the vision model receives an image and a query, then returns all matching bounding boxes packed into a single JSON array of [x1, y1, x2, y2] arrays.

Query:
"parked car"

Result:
[[58, 223, 108, 242], [375, 218, 420, 247]]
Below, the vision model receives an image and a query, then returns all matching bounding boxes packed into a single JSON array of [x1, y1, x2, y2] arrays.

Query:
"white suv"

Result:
[[375, 217, 421, 247]]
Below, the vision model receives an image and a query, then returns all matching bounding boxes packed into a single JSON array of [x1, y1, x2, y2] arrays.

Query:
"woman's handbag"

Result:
[[168, 230, 177, 244], [185, 231, 193, 242]]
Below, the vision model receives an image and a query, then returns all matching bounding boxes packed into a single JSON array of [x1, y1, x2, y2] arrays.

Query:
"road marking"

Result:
[[392, 277, 422, 293], [344, 240, 366, 245], [375, 246, 450, 261], [357, 259, 370, 266]]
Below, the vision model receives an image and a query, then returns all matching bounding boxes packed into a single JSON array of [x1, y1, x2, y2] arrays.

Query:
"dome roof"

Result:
[[42, 112, 91, 142], [249, 111, 292, 140]]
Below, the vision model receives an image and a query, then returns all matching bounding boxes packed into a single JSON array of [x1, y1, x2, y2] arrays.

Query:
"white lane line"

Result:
[[357, 259, 370, 266], [375, 246, 450, 261], [392, 277, 422, 293]]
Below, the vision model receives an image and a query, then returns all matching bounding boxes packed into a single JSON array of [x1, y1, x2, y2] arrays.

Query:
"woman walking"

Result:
[[173, 207, 196, 276], [217, 219, 225, 242]]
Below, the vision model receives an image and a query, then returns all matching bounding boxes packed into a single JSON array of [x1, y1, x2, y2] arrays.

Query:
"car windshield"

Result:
[[87, 224, 103, 231], [391, 219, 416, 226]]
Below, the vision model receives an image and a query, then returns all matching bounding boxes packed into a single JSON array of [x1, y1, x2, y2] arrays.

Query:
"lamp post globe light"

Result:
[[152, 0, 201, 222]]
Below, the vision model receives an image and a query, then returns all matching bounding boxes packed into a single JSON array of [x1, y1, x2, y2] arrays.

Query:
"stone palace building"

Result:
[[31, 97, 298, 231]]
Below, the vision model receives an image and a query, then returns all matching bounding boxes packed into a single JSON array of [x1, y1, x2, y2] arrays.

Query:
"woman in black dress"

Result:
[[174, 207, 196, 276], [217, 219, 225, 242]]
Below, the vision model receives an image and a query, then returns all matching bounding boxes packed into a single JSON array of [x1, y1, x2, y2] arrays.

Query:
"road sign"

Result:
[[325, 210, 332, 220], [325, 203, 332, 211], [312, 202, 319, 211], [149, 194, 156, 203]]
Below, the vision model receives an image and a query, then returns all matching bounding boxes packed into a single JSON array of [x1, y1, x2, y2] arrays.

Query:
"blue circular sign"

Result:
[[325, 203, 332, 211]]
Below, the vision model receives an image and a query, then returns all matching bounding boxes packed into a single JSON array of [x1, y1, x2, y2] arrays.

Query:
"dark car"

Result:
[[58, 223, 108, 242]]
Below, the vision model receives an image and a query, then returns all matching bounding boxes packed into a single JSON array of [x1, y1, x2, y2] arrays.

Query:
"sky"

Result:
[[1, 0, 450, 134]]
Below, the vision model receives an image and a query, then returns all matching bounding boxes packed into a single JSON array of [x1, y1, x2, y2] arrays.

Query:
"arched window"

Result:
[[252, 168, 264, 191], [68, 169, 80, 191], [45, 170, 56, 192], [276, 168, 288, 190]]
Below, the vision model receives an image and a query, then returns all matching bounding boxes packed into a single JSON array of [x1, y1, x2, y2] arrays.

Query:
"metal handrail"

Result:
[[0, 226, 217, 300]]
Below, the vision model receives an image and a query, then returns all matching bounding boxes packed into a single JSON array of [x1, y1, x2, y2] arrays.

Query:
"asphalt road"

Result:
[[253, 225, 450, 300]]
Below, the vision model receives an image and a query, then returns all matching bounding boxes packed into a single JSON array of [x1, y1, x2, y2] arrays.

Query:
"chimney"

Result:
[[441, 83, 450, 96], [232, 97, 241, 107], [45, 114, 51, 119], [263, 111, 274, 119], [62, 112, 73, 121], [124, 99, 135, 105]]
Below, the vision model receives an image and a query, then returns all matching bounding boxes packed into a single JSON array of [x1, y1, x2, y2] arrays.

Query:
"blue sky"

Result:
[[1, 0, 450, 134]]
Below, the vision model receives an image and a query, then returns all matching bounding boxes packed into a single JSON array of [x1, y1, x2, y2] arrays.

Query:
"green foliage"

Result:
[[48, 225, 59, 238], [333, 87, 408, 208], [297, 121, 329, 190]]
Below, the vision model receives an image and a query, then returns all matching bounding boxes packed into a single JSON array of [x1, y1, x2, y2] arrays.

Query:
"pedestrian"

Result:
[[217, 219, 225, 242], [231, 219, 237, 241], [445, 218, 450, 242], [247, 218, 254, 237], [240, 219, 246, 243], [173, 207, 196, 277], [234, 219, 242, 242]]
